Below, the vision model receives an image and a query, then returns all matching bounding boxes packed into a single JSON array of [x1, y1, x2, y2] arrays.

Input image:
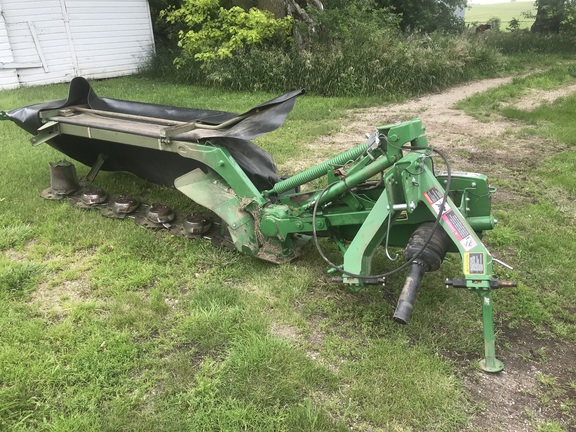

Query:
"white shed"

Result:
[[0, 0, 155, 90]]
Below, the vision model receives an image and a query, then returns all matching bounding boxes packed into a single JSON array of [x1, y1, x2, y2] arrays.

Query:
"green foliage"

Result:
[[142, 0, 508, 96], [508, 18, 522, 31], [488, 16, 502, 32], [145, 31, 505, 97], [483, 30, 576, 54], [372, 0, 466, 33], [531, 0, 576, 34], [162, 0, 292, 63], [308, 0, 401, 46]]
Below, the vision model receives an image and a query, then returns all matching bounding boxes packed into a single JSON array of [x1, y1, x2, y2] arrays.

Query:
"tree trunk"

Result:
[[282, 0, 323, 49], [531, 0, 564, 33]]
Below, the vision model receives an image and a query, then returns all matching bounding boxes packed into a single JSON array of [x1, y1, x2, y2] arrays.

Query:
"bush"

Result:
[[146, 32, 505, 97], [143, 0, 506, 97], [483, 30, 576, 54], [162, 0, 292, 63]]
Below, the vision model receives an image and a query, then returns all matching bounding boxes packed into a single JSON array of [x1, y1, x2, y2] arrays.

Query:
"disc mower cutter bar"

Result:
[[2, 77, 516, 372]]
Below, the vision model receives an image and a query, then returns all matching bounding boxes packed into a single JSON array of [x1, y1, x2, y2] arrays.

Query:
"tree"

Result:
[[531, 0, 565, 32], [281, 0, 324, 48], [530, 0, 576, 33], [373, 0, 466, 32]]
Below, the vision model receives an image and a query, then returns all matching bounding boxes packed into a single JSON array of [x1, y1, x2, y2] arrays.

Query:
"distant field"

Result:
[[466, 2, 537, 30]]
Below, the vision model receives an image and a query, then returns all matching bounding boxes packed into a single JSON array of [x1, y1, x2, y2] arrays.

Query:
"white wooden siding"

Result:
[[0, 0, 155, 89], [0, 9, 20, 90]]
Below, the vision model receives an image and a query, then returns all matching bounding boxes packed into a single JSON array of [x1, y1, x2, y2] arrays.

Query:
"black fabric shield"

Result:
[[7, 77, 304, 190]]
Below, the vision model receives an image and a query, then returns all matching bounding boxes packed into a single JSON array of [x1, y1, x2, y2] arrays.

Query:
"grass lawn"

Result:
[[1, 69, 575, 430], [0, 78, 474, 431], [466, 1, 537, 29]]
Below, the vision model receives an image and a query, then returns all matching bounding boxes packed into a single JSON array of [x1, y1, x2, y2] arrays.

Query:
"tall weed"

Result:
[[144, 32, 505, 97], [484, 30, 576, 54]]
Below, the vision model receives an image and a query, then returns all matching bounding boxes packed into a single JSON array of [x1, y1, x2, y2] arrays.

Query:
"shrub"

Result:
[[143, 1, 506, 97], [162, 0, 292, 64], [170, 32, 505, 97], [483, 30, 576, 54]]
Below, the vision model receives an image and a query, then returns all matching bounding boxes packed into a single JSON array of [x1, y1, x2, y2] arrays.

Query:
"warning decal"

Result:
[[460, 236, 478, 252], [424, 186, 478, 252], [396, 210, 408, 221], [444, 210, 471, 240], [424, 186, 443, 205], [465, 252, 485, 275], [424, 187, 451, 215]]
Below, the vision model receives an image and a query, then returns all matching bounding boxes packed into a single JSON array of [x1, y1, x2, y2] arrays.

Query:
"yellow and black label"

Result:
[[464, 252, 485, 275], [396, 210, 408, 221]]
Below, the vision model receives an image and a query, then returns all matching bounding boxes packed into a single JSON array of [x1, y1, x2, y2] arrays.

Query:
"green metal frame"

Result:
[[32, 112, 509, 372]]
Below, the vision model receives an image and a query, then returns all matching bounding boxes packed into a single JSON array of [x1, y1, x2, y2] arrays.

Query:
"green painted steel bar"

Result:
[[265, 140, 373, 196], [479, 290, 504, 372], [311, 150, 412, 208], [413, 166, 504, 372], [342, 190, 392, 283]]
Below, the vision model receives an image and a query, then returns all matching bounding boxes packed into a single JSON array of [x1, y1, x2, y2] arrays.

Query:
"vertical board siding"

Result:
[[0, 0, 155, 89], [66, 0, 154, 78], [0, 5, 23, 88]]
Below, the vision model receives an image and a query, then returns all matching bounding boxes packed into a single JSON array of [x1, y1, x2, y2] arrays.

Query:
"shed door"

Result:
[[0, 0, 76, 87]]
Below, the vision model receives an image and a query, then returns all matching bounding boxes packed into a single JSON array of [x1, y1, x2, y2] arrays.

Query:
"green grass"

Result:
[[455, 65, 576, 119], [456, 65, 576, 340], [466, 1, 536, 29], [0, 77, 473, 431], [454, 65, 576, 431], [1, 69, 576, 430]]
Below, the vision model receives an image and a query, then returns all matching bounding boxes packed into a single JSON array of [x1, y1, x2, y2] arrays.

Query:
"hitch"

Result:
[[3, 77, 516, 371]]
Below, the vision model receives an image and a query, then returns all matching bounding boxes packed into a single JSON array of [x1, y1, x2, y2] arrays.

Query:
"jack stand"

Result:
[[479, 290, 504, 373], [446, 278, 516, 373], [81, 153, 108, 184]]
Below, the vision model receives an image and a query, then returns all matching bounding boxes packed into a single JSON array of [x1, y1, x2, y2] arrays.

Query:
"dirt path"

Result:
[[292, 76, 576, 432], [281, 76, 551, 203], [318, 76, 515, 150]]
